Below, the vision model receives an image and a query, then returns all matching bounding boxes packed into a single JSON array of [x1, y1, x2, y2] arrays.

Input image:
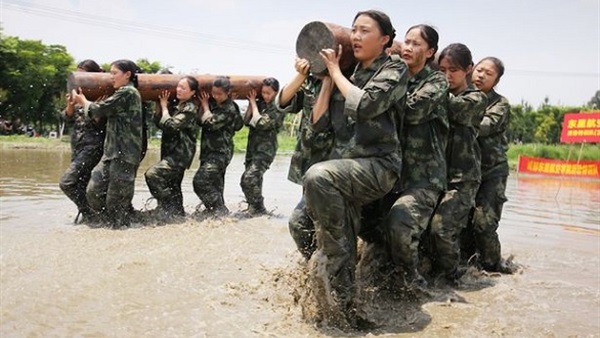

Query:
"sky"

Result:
[[1, 0, 599, 107]]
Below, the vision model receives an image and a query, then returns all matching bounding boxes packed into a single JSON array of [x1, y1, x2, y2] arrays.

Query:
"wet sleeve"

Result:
[[251, 105, 282, 130], [404, 72, 449, 125], [480, 96, 510, 137], [202, 103, 235, 131], [274, 87, 302, 114], [160, 103, 198, 132], [85, 87, 128, 119], [448, 90, 488, 127], [346, 62, 408, 121]]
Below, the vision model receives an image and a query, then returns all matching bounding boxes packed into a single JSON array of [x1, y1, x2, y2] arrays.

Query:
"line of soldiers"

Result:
[[278, 11, 515, 328], [61, 59, 285, 229]]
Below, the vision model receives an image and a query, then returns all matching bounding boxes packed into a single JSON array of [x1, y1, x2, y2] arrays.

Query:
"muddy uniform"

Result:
[[145, 100, 199, 218], [304, 53, 408, 309], [463, 89, 511, 270], [193, 98, 243, 214], [429, 86, 487, 277], [84, 83, 143, 228], [275, 77, 334, 260], [59, 107, 106, 221], [383, 65, 449, 282], [240, 99, 285, 214]]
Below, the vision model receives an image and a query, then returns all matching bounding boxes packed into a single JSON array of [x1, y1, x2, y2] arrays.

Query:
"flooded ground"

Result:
[[1, 146, 599, 337]]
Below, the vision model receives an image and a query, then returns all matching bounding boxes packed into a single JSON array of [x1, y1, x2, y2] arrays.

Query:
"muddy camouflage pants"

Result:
[[462, 175, 507, 268], [288, 197, 316, 260], [87, 158, 138, 227], [240, 160, 270, 207], [193, 160, 228, 211], [303, 158, 398, 308], [145, 159, 185, 215], [59, 145, 103, 215], [429, 181, 480, 274], [383, 188, 440, 271]]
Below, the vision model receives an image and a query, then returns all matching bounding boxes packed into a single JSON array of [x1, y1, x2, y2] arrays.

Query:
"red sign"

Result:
[[518, 155, 600, 178], [560, 112, 600, 143]]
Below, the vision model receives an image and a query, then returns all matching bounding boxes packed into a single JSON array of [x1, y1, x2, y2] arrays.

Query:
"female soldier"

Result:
[[239, 77, 282, 216], [429, 43, 487, 282], [60, 59, 105, 224], [382, 24, 449, 289], [145, 76, 200, 223], [276, 58, 335, 260], [465, 56, 515, 273], [71, 59, 144, 229], [193, 76, 243, 217], [304, 9, 408, 322]]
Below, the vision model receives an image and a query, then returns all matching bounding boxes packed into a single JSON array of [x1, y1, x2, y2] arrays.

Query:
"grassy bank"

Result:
[[3, 135, 599, 168]]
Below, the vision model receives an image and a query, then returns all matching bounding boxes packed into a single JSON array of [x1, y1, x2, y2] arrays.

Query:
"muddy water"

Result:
[[0, 146, 598, 337]]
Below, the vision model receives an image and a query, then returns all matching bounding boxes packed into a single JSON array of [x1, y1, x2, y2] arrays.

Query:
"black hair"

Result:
[[476, 56, 505, 82], [406, 24, 439, 64], [183, 76, 200, 95], [110, 59, 140, 88], [77, 59, 103, 73], [353, 10, 396, 49], [438, 43, 473, 71], [262, 77, 280, 92], [213, 76, 232, 93]]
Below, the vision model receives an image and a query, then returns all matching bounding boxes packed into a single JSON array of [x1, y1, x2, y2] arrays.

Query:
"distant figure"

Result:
[[463, 56, 516, 273], [145, 76, 200, 223], [193, 76, 243, 218], [429, 43, 487, 283], [71, 59, 144, 229], [239, 77, 282, 217], [59, 59, 106, 224]]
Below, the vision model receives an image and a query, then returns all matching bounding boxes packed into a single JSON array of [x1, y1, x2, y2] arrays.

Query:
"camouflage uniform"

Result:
[[382, 65, 449, 282], [240, 100, 284, 213], [462, 89, 511, 270], [193, 98, 243, 214], [304, 53, 408, 308], [145, 100, 199, 218], [275, 77, 334, 260], [429, 86, 487, 276], [84, 83, 143, 228], [59, 108, 106, 221]]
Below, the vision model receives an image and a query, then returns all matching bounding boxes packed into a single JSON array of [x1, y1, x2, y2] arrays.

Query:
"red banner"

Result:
[[518, 156, 600, 178], [560, 112, 600, 143]]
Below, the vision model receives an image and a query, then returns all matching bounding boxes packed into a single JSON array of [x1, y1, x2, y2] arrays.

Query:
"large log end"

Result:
[[295, 21, 337, 76]]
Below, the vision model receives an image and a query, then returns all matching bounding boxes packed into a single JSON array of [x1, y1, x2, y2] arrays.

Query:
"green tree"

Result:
[[587, 90, 600, 109], [0, 31, 74, 133]]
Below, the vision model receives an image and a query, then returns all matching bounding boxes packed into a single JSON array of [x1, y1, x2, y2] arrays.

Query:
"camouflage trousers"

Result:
[[87, 157, 138, 227], [59, 144, 103, 215], [145, 159, 185, 215], [240, 160, 270, 207], [383, 188, 440, 271], [462, 175, 508, 269], [429, 181, 480, 274], [193, 160, 228, 211], [288, 196, 316, 260], [304, 158, 398, 308]]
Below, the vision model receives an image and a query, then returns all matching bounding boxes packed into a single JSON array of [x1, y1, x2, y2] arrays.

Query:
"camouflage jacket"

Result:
[[63, 107, 106, 158], [86, 83, 143, 165], [478, 89, 510, 179], [312, 53, 408, 177], [275, 77, 334, 185], [446, 85, 487, 183], [244, 100, 284, 166], [199, 98, 243, 167], [156, 100, 199, 169], [400, 65, 449, 192]]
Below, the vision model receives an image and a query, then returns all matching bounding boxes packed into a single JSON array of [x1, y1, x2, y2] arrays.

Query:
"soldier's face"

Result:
[[176, 79, 195, 101], [350, 14, 389, 65], [472, 59, 498, 93], [439, 57, 470, 93], [211, 86, 229, 104], [402, 28, 434, 72], [261, 85, 276, 104], [109, 65, 131, 89]]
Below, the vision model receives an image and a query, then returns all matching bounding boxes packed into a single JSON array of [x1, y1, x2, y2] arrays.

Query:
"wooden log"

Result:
[[67, 73, 268, 101], [295, 21, 403, 76]]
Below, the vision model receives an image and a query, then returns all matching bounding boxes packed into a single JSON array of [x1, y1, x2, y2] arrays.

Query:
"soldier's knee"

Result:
[[303, 163, 331, 192]]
